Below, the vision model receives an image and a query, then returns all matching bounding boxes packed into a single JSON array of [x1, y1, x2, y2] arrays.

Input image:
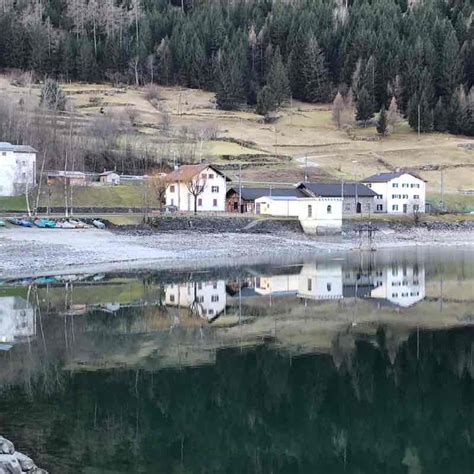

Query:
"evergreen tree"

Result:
[[433, 97, 449, 132], [215, 49, 246, 110], [267, 47, 290, 107], [376, 107, 388, 136], [256, 86, 276, 116], [302, 35, 330, 103], [356, 86, 374, 125]]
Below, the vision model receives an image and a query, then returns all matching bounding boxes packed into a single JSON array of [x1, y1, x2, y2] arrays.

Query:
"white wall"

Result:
[[298, 198, 343, 234], [364, 174, 425, 214], [165, 280, 226, 320], [165, 167, 226, 212], [254, 274, 299, 295], [298, 263, 343, 300], [0, 296, 36, 344], [0, 151, 36, 196], [370, 263, 425, 307], [254, 197, 300, 217]]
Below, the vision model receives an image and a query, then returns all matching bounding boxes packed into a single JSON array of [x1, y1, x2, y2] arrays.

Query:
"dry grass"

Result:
[[1, 75, 473, 200]]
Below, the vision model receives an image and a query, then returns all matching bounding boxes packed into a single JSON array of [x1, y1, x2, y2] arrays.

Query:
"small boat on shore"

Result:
[[93, 220, 106, 229], [0, 220, 5, 227], [7, 217, 21, 226], [18, 219, 33, 228], [69, 219, 89, 229], [34, 219, 56, 228]]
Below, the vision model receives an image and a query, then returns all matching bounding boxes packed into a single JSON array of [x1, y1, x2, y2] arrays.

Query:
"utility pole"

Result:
[[238, 164, 242, 213], [417, 103, 421, 140], [440, 169, 444, 210]]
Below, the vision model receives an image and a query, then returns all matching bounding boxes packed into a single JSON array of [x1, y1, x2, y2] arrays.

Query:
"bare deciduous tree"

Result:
[[186, 175, 207, 215], [332, 91, 345, 128]]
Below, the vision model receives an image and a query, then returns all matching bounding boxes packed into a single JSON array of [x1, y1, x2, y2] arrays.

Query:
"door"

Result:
[[256, 203, 261, 215], [356, 202, 362, 214]]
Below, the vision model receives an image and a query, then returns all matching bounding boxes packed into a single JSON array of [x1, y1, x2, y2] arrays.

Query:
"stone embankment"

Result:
[[0, 436, 47, 474]]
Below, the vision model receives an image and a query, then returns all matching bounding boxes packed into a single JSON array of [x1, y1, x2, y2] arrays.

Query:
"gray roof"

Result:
[[227, 187, 306, 200], [0, 142, 37, 153], [362, 172, 424, 182], [298, 182, 378, 198]]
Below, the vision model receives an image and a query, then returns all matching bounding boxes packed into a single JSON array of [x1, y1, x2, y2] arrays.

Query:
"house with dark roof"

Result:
[[361, 171, 426, 214], [296, 182, 379, 215], [226, 187, 305, 213], [0, 142, 37, 196], [165, 164, 230, 212]]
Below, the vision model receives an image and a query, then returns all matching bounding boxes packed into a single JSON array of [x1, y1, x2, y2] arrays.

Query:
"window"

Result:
[[402, 194, 408, 199], [198, 198, 203, 206], [376, 195, 383, 199], [208, 173, 214, 179], [211, 295, 219, 302], [413, 194, 420, 199], [201, 173, 207, 179], [1, 152, 5, 156], [213, 199, 218, 207], [392, 266, 398, 276], [392, 183, 399, 188], [402, 183, 409, 188], [169, 294, 175, 302], [197, 296, 204, 303], [392, 204, 398, 211], [170, 185, 175, 193], [327, 283, 332, 292], [198, 282, 202, 290], [211, 186, 219, 193], [413, 204, 419, 211], [308, 205, 312, 217], [327, 205, 332, 214], [213, 282, 218, 289], [392, 293, 398, 298], [307, 279, 312, 291], [376, 204, 383, 211], [416, 183, 420, 188]]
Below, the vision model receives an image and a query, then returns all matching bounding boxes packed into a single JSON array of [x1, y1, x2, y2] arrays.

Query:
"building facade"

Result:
[[99, 171, 121, 185], [361, 172, 426, 214], [47, 171, 87, 186], [226, 187, 306, 213], [297, 182, 378, 215], [297, 198, 343, 235], [165, 164, 229, 212], [0, 142, 37, 196]]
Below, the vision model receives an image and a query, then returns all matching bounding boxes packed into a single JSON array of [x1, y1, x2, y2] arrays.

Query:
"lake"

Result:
[[0, 247, 473, 473]]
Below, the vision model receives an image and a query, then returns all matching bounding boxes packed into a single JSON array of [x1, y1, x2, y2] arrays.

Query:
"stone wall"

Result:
[[0, 436, 48, 474]]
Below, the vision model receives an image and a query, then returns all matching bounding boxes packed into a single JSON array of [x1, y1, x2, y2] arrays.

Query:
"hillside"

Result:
[[1, 75, 473, 211]]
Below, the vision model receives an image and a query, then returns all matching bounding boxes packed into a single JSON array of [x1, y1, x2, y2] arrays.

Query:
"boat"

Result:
[[7, 217, 21, 226], [18, 219, 33, 228], [69, 219, 89, 229], [0, 220, 5, 227], [34, 219, 46, 228], [60, 221, 76, 229], [93, 220, 106, 229]]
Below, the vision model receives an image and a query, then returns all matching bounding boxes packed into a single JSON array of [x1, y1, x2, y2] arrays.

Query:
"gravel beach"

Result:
[[0, 223, 473, 279]]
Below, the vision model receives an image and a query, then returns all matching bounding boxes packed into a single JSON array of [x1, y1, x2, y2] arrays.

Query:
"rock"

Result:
[[0, 454, 22, 474], [14, 453, 35, 472], [0, 438, 15, 455]]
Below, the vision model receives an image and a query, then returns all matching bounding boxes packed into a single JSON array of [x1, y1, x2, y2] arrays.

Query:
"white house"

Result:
[[0, 142, 37, 196], [100, 171, 120, 185], [362, 172, 426, 214], [0, 296, 36, 349], [165, 164, 229, 212], [165, 280, 227, 321], [370, 262, 425, 307], [254, 196, 301, 217]]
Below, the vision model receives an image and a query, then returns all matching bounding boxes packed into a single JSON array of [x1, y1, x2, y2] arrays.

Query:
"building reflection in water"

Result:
[[0, 296, 36, 350]]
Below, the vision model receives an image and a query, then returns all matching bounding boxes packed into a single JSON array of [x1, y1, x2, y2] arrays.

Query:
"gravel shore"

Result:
[[1, 225, 473, 279]]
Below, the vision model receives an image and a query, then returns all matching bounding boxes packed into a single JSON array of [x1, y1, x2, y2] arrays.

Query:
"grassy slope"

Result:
[[1, 75, 473, 210]]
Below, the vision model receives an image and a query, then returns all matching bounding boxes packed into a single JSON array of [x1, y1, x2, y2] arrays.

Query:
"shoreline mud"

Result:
[[1, 223, 473, 280]]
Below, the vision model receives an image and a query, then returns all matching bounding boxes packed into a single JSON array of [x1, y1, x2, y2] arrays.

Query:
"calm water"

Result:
[[0, 248, 473, 473]]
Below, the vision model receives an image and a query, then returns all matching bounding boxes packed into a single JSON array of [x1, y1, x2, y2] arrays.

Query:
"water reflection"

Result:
[[0, 249, 472, 472]]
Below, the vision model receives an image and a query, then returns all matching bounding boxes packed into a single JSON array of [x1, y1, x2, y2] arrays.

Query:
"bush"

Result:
[[143, 84, 160, 102]]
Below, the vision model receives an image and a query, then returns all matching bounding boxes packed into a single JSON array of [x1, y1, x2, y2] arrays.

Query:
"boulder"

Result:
[[14, 453, 35, 472], [0, 438, 15, 455], [0, 454, 22, 474]]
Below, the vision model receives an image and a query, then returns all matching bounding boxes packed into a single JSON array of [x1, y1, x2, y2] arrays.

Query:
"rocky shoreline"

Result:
[[0, 436, 47, 473]]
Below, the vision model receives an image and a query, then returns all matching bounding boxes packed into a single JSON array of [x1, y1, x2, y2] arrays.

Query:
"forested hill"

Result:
[[0, 0, 472, 135]]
